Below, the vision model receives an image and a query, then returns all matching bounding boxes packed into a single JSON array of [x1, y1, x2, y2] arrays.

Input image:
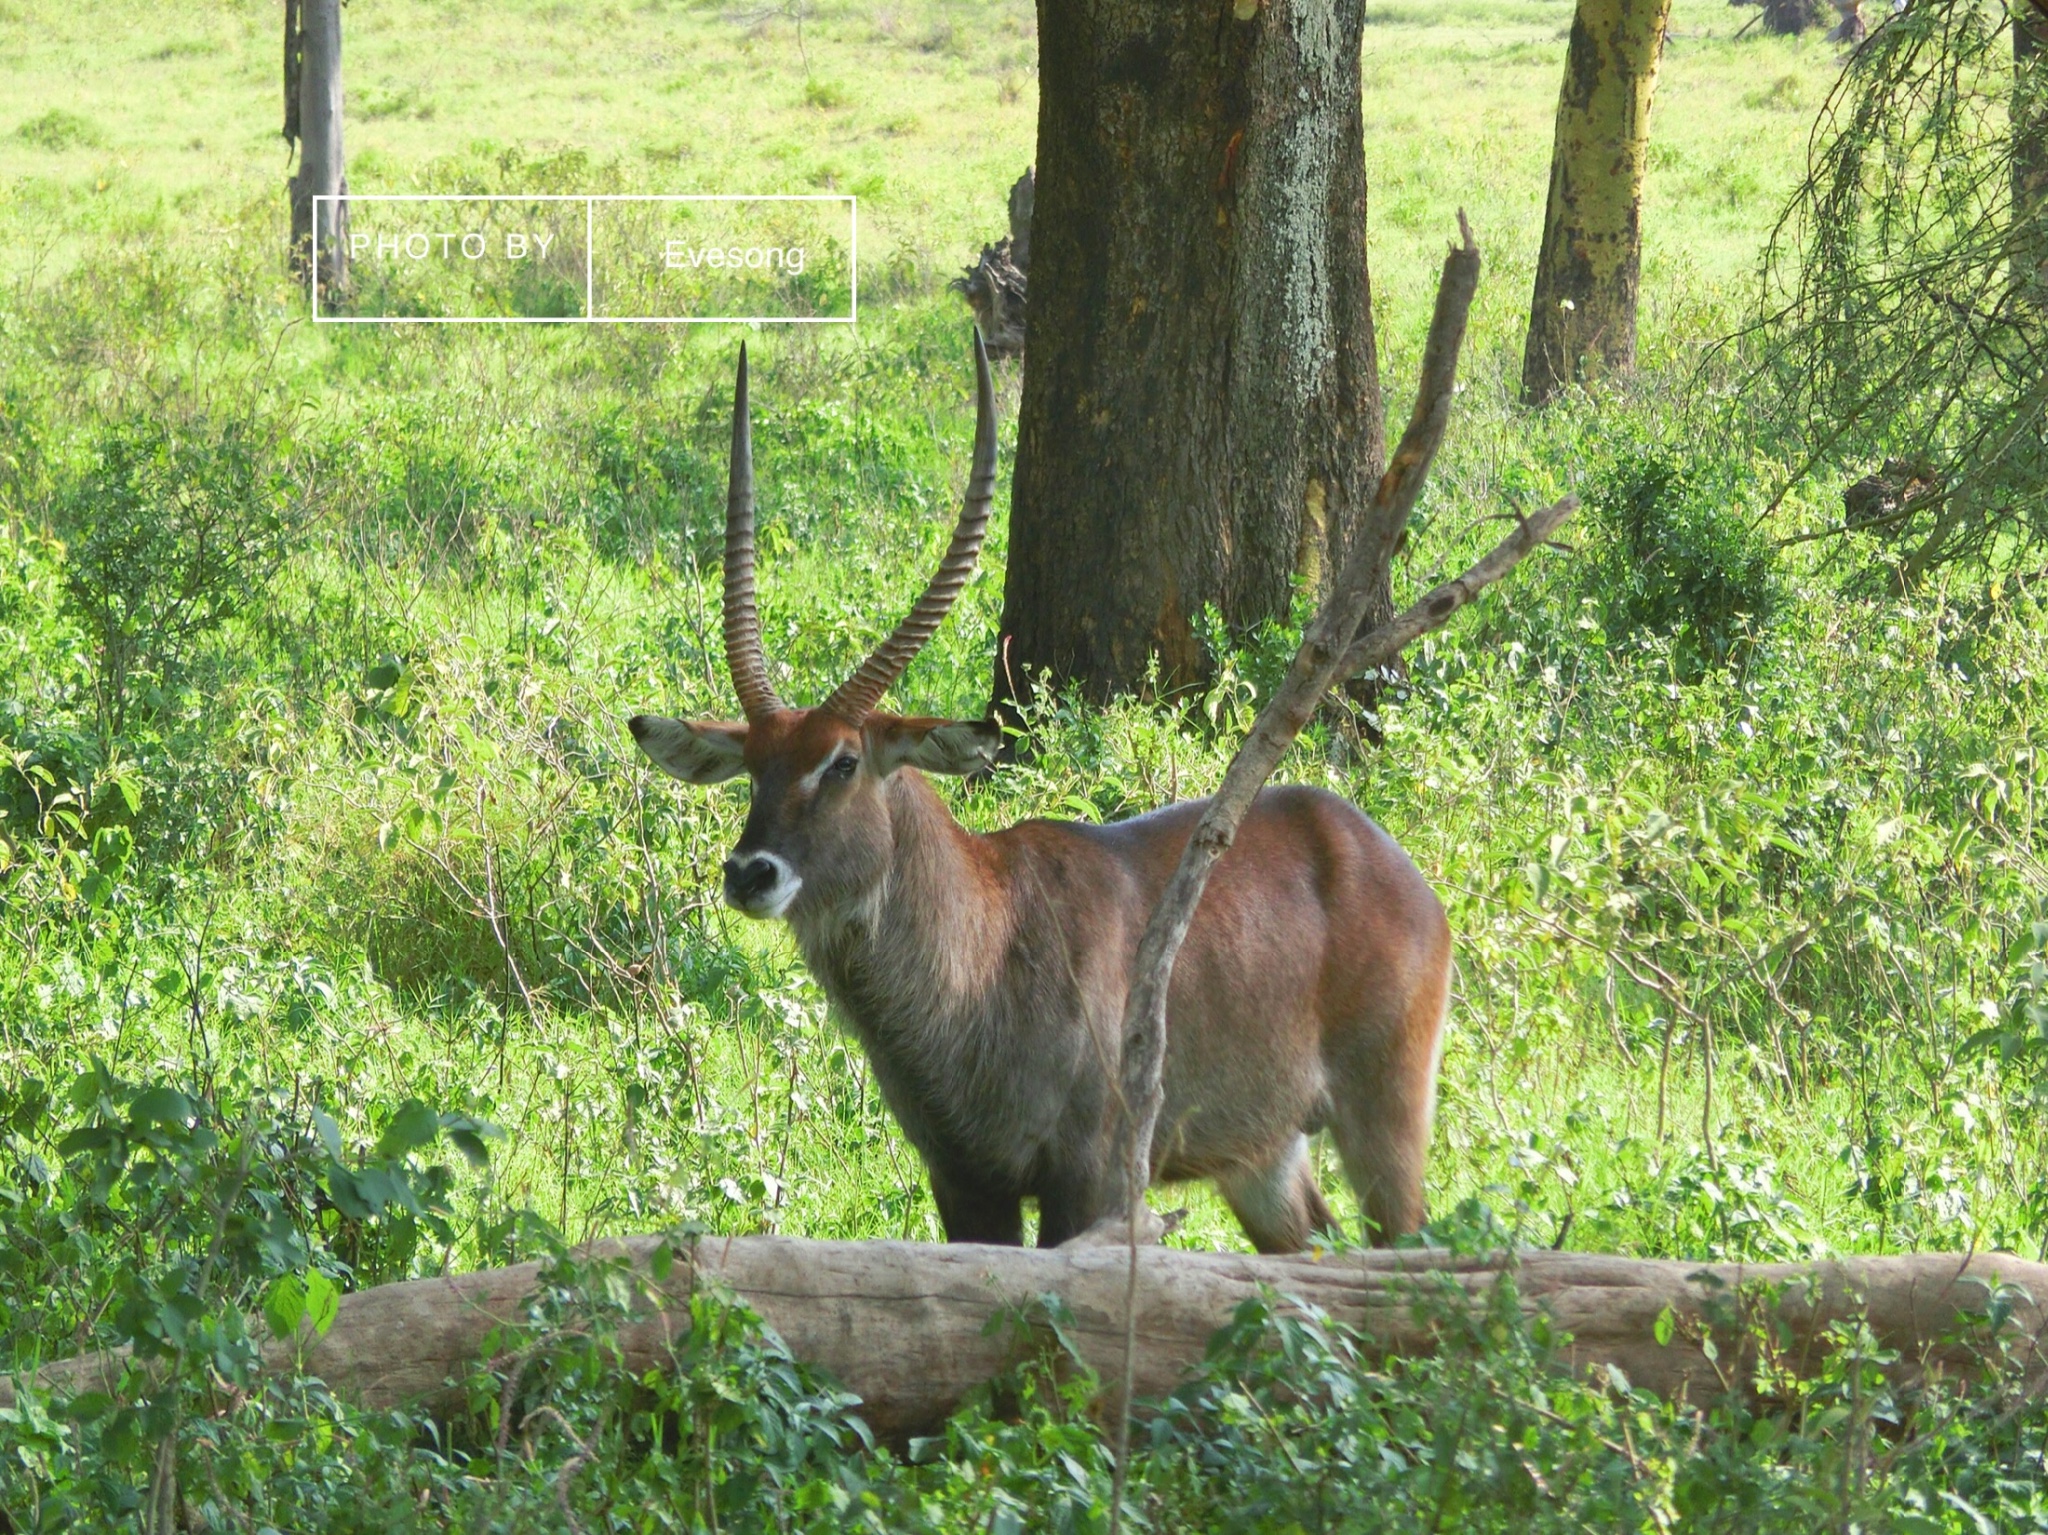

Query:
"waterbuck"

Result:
[[630, 337, 1451, 1251]]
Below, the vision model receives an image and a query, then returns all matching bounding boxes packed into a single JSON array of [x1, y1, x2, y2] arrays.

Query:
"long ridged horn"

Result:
[[822, 332, 998, 723], [724, 343, 784, 721]]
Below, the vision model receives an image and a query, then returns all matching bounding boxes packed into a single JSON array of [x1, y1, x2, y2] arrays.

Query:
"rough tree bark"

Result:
[[951, 168, 1034, 358], [996, 0, 1386, 709], [6, 1238, 2042, 1446], [286, 0, 349, 293], [1520, 0, 1672, 406]]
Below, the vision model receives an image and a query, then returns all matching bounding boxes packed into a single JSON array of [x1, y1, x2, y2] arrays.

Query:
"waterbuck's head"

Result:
[[629, 336, 1002, 921]]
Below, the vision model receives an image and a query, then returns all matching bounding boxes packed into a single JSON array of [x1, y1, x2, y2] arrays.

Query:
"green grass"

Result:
[[0, 0, 1832, 320], [1, 0, 2045, 1528]]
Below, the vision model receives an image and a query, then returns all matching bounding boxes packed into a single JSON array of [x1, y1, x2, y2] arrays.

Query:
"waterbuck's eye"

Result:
[[826, 754, 859, 781]]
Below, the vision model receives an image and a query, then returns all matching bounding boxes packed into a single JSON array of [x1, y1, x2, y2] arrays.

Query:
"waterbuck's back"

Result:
[[998, 784, 1450, 1186]]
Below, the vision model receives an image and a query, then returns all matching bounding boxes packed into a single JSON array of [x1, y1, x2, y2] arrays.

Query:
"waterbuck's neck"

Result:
[[786, 770, 1008, 1025], [788, 770, 1058, 1186]]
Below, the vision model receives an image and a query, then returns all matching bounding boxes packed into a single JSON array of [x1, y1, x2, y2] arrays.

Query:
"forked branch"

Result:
[[1109, 493, 1577, 1220], [1105, 220, 1575, 1480]]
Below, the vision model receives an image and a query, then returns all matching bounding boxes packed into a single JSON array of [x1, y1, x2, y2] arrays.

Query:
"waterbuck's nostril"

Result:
[[723, 854, 778, 905]]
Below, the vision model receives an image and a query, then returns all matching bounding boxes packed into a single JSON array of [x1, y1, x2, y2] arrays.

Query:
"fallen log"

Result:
[[7, 1238, 2045, 1443]]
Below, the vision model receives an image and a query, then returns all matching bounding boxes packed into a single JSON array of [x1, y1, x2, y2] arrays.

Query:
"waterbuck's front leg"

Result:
[[926, 1161, 1025, 1246], [1032, 1163, 1112, 1248]]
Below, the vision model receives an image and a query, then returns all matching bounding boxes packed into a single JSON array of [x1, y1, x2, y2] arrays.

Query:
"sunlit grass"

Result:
[[0, 0, 2036, 1277]]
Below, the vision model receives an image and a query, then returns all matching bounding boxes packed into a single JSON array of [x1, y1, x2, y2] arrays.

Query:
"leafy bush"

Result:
[[1586, 449, 1778, 677], [55, 416, 298, 739], [12, 109, 101, 150], [0, 1066, 507, 1530], [1750, 0, 2048, 580]]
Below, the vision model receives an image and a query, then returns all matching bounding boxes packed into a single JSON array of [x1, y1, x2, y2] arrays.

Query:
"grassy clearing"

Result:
[[1, 0, 2045, 1527]]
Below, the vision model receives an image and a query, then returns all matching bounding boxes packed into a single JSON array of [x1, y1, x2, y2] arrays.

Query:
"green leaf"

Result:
[[56, 1124, 115, 1156], [264, 1274, 308, 1340], [350, 1164, 417, 1215], [90, 825, 132, 872], [67, 1069, 104, 1112], [62, 1391, 114, 1423], [323, 1163, 373, 1219], [130, 1087, 194, 1128], [303, 1269, 340, 1338], [376, 1100, 441, 1159], [311, 1106, 343, 1161], [1653, 1304, 1675, 1347]]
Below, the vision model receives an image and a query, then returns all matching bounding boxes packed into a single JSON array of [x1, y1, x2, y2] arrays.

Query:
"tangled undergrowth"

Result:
[[3, 1072, 2045, 1531]]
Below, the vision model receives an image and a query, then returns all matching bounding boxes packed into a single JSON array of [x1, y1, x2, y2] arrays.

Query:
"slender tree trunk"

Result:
[[286, 0, 348, 294], [1881, 1, 2048, 589], [2016, 0, 2048, 298], [996, 0, 1385, 710], [1520, 0, 1672, 406]]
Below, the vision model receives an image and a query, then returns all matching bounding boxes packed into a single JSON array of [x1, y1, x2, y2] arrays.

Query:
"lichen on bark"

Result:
[[1520, 0, 1673, 406]]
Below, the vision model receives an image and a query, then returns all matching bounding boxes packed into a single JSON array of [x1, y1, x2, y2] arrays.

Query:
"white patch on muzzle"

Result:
[[729, 849, 803, 920]]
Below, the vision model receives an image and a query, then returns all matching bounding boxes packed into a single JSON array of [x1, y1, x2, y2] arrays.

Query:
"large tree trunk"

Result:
[[286, 0, 348, 294], [1520, 0, 1672, 406], [7, 1238, 2042, 1446], [996, 0, 1386, 709]]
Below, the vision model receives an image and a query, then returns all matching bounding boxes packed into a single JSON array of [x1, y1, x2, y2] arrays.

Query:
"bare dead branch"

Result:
[[1338, 495, 1578, 678], [1109, 220, 1498, 1233], [1103, 221, 1571, 1486]]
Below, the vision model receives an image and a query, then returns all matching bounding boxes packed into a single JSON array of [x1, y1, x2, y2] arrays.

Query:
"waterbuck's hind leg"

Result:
[[1326, 972, 1449, 1247], [1215, 1135, 1341, 1254]]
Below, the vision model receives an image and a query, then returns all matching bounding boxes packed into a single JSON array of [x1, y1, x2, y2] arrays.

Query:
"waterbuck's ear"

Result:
[[869, 717, 1003, 778], [629, 715, 748, 785]]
